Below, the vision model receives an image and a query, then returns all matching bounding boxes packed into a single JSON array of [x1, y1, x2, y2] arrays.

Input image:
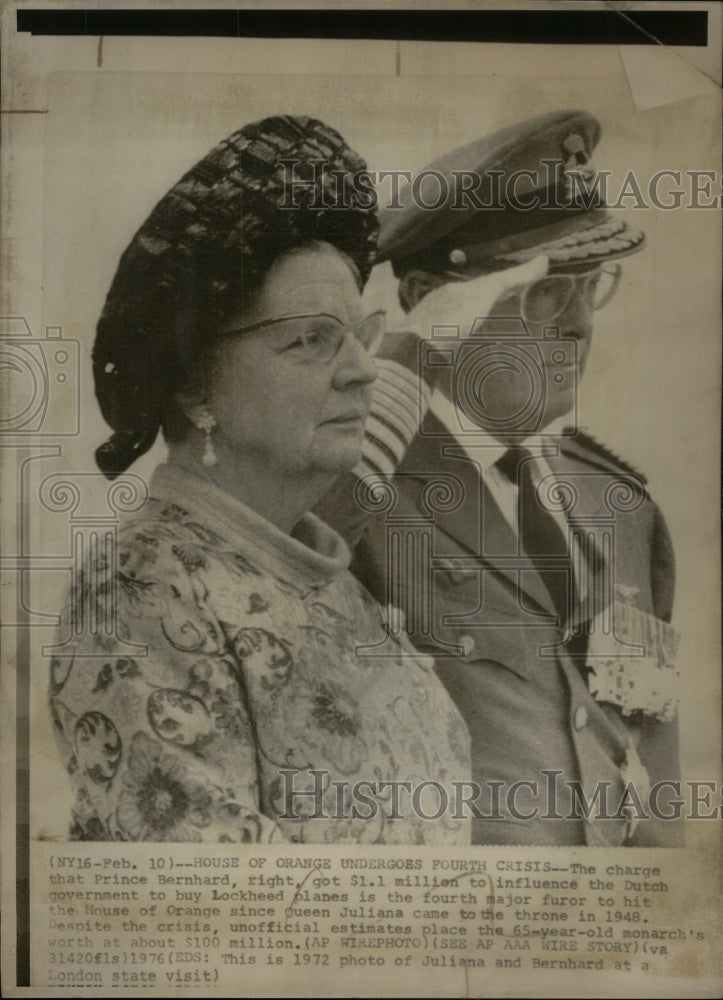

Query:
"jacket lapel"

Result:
[[400, 416, 559, 619]]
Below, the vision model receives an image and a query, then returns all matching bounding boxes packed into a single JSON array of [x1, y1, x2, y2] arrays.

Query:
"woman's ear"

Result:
[[160, 380, 207, 446], [398, 269, 447, 313], [174, 348, 214, 423], [174, 386, 206, 426]]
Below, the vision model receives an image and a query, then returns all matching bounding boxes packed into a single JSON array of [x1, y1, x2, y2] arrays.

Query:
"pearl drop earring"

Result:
[[194, 408, 218, 467]]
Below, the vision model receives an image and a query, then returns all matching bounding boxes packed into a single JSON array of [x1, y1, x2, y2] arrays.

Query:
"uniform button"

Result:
[[459, 634, 475, 657], [574, 706, 588, 730]]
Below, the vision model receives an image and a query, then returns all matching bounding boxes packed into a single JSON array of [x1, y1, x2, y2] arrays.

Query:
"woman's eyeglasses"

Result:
[[220, 310, 386, 364]]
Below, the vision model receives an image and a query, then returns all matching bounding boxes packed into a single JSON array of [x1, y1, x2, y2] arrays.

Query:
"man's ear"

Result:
[[398, 269, 447, 313]]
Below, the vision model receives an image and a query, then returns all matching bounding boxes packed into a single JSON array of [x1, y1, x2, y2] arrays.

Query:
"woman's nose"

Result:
[[332, 331, 379, 388]]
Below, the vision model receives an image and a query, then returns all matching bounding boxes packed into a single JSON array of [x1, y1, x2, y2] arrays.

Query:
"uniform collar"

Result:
[[429, 388, 568, 468]]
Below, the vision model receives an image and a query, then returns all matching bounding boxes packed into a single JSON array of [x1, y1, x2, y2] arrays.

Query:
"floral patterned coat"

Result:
[[50, 464, 470, 844]]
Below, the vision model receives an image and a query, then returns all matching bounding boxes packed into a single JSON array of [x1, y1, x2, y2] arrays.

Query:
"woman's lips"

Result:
[[322, 411, 367, 426]]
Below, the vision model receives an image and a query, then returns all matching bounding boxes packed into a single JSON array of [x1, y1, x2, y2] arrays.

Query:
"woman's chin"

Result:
[[310, 435, 365, 476]]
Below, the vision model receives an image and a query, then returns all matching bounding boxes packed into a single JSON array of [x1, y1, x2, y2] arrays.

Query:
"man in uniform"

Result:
[[317, 109, 681, 847]]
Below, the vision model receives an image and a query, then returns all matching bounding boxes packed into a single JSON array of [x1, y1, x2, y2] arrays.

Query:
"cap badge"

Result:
[[561, 132, 589, 167], [559, 133, 600, 205]]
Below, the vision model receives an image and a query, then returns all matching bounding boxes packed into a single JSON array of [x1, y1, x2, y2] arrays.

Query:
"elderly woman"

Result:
[[49, 115, 470, 844]]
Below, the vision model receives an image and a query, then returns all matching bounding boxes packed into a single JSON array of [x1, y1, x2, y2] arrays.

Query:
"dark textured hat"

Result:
[[378, 109, 645, 274], [93, 114, 379, 478]]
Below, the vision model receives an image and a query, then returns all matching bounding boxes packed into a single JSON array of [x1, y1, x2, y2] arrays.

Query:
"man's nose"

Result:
[[332, 331, 378, 388]]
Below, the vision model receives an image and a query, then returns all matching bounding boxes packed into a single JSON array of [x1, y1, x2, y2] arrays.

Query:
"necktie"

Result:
[[496, 446, 572, 623]]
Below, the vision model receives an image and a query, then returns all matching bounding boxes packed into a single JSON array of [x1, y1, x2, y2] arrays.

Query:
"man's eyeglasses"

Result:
[[220, 310, 386, 365], [449, 263, 623, 328], [517, 264, 622, 325]]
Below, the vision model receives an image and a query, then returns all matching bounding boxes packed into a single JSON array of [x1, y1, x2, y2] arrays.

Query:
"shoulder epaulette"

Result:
[[561, 428, 648, 484]]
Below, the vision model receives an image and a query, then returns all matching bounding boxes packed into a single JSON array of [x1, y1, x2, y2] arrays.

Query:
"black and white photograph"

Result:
[[1, 3, 721, 997]]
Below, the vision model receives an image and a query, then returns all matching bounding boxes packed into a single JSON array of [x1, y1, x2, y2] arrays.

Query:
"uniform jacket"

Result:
[[316, 413, 681, 847]]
